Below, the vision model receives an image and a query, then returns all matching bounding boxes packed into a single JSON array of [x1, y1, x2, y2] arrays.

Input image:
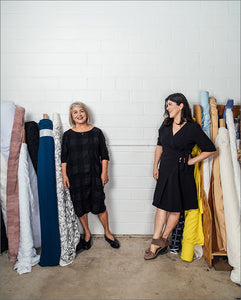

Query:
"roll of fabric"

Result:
[[1, 209, 8, 253], [215, 127, 240, 285], [180, 145, 204, 262], [7, 106, 25, 262], [13, 143, 40, 274], [0, 152, 8, 231], [209, 98, 226, 251], [52, 113, 80, 266], [37, 118, 61, 266], [27, 147, 41, 248], [201, 91, 211, 138], [223, 99, 234, 123], [0, 101, 16, 164], [226, 109, 241, 209], [209, 98, 218, 142], [170, 212, 184, 254], [25, 121, 39, 174], [194, 105, 202, 127], [200, 91, 212, 199]]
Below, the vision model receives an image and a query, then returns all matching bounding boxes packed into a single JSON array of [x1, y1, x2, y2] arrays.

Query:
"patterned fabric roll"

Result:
[[52, 113, 80, 266], [209, 98, 226, 251], [169, 212, 184, 254], [25, 121, 39, 174], [215, 127, 240, 285], [37, 119, 61, 266], [7, 106, 25, 261], [13, 143, 40, 274]]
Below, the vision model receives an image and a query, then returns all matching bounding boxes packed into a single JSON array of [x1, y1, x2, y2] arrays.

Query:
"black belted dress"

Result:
[[152, 121, 216, 212]]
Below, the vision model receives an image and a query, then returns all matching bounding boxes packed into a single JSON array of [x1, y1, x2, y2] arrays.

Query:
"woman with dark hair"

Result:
[[144, 93, 216, 260]]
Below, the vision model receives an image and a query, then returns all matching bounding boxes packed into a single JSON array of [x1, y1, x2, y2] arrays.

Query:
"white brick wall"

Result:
[[1, 1, 240, 234]]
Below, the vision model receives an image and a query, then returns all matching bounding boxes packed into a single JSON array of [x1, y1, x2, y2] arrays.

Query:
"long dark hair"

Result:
[[163, 93, 193, 126]]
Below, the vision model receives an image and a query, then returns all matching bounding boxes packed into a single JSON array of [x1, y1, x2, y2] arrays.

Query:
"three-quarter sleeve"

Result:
[[99, 129, 109, 161], [61, 132, 68, 163], [193, 122, 216, 152]]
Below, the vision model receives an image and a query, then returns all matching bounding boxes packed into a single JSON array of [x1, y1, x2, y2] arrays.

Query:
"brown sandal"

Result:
[[144, 238, 169, 260]]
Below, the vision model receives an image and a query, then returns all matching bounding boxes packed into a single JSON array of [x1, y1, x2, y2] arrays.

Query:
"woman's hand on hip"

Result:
[[62, 175, 70, 189], [101, 172, 109, 187], [153, 166, 159, 182], [188, 155, 195, 165]]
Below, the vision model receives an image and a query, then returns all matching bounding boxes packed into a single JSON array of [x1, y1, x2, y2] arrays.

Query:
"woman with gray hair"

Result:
[[61, 102, 119, 251]]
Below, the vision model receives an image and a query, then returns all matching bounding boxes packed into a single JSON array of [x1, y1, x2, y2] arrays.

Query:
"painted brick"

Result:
[[1, 1, 240, 235]]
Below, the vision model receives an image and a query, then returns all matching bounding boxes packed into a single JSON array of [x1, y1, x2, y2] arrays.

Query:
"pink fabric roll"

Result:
[[7, 106, 25, 261]]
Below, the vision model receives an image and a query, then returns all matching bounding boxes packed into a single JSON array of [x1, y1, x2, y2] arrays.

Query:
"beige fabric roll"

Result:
[[194, 105, 202, 127], [215, 127, 240, 285], [7, 107, 25, 261], [209, 98, 226, 251]]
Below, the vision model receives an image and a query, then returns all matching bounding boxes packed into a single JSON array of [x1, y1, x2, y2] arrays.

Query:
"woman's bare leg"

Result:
[[150, 210, 180, 253], [153, 208, 168, 239], [98, 209, 114, 240], [79, 213, 91, 242], [162, 212, 180, 239]]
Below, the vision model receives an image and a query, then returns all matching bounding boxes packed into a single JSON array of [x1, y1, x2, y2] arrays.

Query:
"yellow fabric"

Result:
[[180, 145, 204, 262]]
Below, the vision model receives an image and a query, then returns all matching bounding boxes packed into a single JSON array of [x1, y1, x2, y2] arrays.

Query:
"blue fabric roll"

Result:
[[223, 99, 234, 123], [37, 119, 61, 266], [200, 91, 211, 138]]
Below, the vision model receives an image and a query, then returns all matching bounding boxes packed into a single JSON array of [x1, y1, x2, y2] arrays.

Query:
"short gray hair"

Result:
[[69, 102, 92, 126]]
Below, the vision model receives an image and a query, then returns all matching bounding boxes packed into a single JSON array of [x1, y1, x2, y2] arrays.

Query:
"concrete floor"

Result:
[[0, 236, 240, 300]]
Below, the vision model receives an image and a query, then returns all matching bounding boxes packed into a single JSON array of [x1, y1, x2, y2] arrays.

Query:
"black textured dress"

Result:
[[152, 121, 216, 212], [61, 127, 109, 217]]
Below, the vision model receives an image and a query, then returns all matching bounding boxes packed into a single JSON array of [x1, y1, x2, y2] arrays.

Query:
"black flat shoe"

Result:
[[83, 236, 92, 250], [104, 235, 120, 248], [76, 238, 85, 254]]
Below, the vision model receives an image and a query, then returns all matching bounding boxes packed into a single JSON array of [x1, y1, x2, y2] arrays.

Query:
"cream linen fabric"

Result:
[[215, 127, 240, 285], [14, 143, 40, 274]]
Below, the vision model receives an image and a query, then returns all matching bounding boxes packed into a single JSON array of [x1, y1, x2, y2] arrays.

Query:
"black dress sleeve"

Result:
[[99, 129, 109, 161], [193, 122, 216, 152], [61, 131, 69, 163], [157, 122, 165, 146]]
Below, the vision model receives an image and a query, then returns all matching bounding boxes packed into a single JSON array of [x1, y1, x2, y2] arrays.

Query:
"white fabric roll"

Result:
[[0, 101, 16, 164], [0, 151, 8, 233], [14, 143, 40, 275], [52, 113, 81, 267], [27, 150, 41, 248], [226, 109, 241, 209], [215, 127, 240, 285]]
